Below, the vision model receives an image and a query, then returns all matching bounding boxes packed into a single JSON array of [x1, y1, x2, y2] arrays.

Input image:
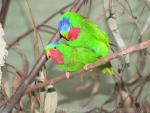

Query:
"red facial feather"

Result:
[[50, 49, 64, 64], [66, 27, 80, 40]]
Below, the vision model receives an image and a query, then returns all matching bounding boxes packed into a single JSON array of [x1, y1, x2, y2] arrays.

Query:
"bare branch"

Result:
[[104, 0, 130, 64], [24, 0, 40, 60], [0, 0, 10, 28], [26, 40, 150, 93]]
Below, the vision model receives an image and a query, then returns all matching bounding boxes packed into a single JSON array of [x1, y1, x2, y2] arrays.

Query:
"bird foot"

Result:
[[83, 64, 90, 70], [65, 72, 71, 79]]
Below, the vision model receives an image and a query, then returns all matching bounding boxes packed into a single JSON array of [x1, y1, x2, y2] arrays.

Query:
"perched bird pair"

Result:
[[45, 42, 97, 72], [45, 12, 113, 75]]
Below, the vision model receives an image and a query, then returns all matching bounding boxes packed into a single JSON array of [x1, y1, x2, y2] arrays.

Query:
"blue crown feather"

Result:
[[59, 17, 70, 34]]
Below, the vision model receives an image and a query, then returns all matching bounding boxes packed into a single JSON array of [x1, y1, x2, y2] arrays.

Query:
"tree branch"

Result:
[[26, 40, 150, 94], [0, 0, 10, 28]]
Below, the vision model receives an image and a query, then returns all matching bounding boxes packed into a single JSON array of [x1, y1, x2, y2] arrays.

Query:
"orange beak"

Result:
[[46, 50, 51, 59], [65, 34, 69, 40]]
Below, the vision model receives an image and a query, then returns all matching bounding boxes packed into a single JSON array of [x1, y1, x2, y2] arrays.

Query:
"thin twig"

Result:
[[138, 15, 150, 39], [104, 0, 130, 64], [38, 28, 55, 34], [38, 25, 57, 34], [39, 25, 57, 32], [24, 0, 40, 60], [0, 0, 10, 28], [5, 63, 24, 78], [124, 0, 134, 18]]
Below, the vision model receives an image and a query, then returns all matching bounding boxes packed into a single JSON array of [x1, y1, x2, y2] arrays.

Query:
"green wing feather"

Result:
[[56, 44, 97, 72]]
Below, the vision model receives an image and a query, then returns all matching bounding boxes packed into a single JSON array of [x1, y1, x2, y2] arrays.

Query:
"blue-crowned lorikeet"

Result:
[[45, 42, 98, 72], [58, 11, 113, 74]]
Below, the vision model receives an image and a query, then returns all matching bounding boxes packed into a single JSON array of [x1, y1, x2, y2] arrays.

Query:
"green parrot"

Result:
[[58, 11, 113, 74], [45, 42, 98, 72]]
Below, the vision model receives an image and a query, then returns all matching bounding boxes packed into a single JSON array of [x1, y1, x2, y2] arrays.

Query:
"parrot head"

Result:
[[59, 17, 71, 37], [59, 17, 80, 40], [45, 42, 64, 64]]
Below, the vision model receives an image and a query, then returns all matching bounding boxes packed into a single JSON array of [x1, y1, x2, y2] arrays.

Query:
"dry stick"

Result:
[[70, 0, 80, 11], [134, 73, 150, 101], [127, 49, 147, 85], [39, 25, 57, 32], [6, 2, 73, 49], [124, 0, 134, 18], [38, 25, 57, 36], [0, 1, 86, 113], [138, 14, 150, 39], [38, 28, 55, 35], [26, 40, 150, 94], [104, 0, 130, 64], [128, 4, 146, 47], [0, 0, 10, 28], [5, 63, 24, 79], [15, 46, 30, 75], [24, 0, 40, 60]]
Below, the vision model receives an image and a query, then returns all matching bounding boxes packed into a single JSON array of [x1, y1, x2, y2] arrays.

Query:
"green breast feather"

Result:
[[56, 44, 97, 72]]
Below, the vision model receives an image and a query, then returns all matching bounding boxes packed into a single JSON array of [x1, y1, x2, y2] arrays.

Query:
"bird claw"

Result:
[[65, 72, 71, 79], [83, 64, 90, 70]]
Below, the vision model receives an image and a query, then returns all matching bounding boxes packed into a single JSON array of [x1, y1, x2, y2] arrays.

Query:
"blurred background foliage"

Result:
[[0, 0, 150, 113]]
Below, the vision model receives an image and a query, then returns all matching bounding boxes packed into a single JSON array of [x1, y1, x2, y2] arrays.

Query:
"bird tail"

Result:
[[100, 62, 114, 75]]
